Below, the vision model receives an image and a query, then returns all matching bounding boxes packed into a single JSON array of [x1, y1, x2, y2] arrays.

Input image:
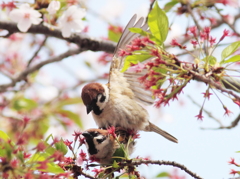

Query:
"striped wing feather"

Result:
[[109, 15, 154, 106]]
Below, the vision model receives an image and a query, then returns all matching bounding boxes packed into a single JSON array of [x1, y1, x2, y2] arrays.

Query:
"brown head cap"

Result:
[[81, 83, 105, 106]]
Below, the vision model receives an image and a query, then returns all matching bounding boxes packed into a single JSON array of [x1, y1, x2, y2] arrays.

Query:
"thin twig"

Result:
[[27, 36, 48, 68], [214, 5, 240, 36], [218, 114, 240, 129], [186, 3, 202, 31], [0, 69, 13, 80], [146, 0, 155, 23], [187, 95, 223, 127]]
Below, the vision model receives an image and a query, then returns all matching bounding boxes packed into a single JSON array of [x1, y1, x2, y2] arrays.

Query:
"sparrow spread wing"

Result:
[[109, 15, 154, 106]]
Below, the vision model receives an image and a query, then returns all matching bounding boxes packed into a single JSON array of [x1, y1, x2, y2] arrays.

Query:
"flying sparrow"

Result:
[[81, 15, 178, 143], [82, 127, 135, 164]]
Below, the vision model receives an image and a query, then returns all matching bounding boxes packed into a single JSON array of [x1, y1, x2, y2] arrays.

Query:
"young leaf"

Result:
[[12, 98, 37, 111], [202, 56, 217, 66], [29, 153, 51, 162], [164, 0, 179, 12], [221, 41, 240, 61], [129, 27, 162, 44], [45, 134, 54, 143], [56, 109, 83, 129], [57, 97, 82, 108], [108, 26, 122, 42], [45, 162, 65, 174], [121, 54, 152, 72], [156, 171, 170, 178], [148, 1, 169, 45], [0, 130, 10, 141], [55, 139, 68, 155], [129, 27, 148, 36], [112, 160, 120, 168], [221, 55, 240, 64]]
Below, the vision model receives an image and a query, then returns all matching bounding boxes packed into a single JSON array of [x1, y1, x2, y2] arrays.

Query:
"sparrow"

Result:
[[82, 127, 135, 164], [81, 15, 178, 143]]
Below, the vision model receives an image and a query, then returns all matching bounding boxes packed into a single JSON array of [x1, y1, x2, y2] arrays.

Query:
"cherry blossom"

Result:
[[47, 0, 60, 15], [58, 5, 86, 38], [9, 3, 42, 32]]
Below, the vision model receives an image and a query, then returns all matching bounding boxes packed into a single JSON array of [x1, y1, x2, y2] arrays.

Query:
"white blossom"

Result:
[[100, 0, 124, 21], [47, 1, 60, 15], [9, 3, 42, 32], [58, 5, 86, 38]]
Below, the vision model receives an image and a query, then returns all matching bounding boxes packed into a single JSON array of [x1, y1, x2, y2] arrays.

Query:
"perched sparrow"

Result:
[[81, 15, 178, 143], [82, 128, 135, 164]]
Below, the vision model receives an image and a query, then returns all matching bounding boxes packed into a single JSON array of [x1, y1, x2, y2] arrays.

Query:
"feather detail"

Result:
[[109, 14, 154, 106], [148, 122, 178, 143]]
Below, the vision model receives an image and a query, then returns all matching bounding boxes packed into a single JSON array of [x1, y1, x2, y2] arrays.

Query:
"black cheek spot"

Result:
[[96, 137, 106, 144], [96, 139, 103, 143], [99, 95, 106, 103], [85, 138, 98, 155]]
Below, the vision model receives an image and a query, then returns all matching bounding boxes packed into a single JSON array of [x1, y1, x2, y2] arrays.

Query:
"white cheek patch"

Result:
[[96, 84, 109, 110], [94, 136, 108, 150]]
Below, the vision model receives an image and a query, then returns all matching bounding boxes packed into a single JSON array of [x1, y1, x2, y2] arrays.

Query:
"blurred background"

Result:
[[0, 0, 240, 178]]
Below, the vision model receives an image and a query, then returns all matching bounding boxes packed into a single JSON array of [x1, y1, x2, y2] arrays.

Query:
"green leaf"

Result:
[[57, 97, 82, 108], [45, 162, 64, 174], [12, 98, 37, 111], [129, 28, 162, 44], [156, 171, 170, 178], [221, 41, 240, 61], [0, 131, 10, 141], [55, 139, 68, 155], [0, 142, 13, 159], [221, 55, 240, 64], [202, 56, 217, 66], [148, 1, 169, 45], [129, 27, 148, 36], [164, 0, 179, 12], [29, 153, 51, 163], [113, 146, 125, 158], [108, 29, 122, 42], [45, 144, 56, 155], [121, 54, 152, 72], [112, 160, 120, 168], [132, 50, 152, 55], [33, 160, 64, 174], [45, 134, 54, 143], [57, 109, 83, 129]]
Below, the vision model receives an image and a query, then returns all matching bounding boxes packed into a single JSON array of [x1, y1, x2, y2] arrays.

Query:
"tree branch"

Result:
[[0, 21, 116, 53], [0, 20, 240, 95], [187, 68, 240, 101], [0, 48, 82, 93], [71, 165, 95, 179], [121, 160, 203, 179]]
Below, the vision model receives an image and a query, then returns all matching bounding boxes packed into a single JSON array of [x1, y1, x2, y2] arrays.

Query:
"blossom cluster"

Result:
[[6, 1, 86, 37]]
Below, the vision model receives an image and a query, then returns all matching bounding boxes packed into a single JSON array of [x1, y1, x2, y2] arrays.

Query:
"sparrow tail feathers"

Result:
[[149, 122, 178, 143]]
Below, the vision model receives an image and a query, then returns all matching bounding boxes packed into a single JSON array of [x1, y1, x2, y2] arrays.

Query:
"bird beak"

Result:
[[82, 132, 91, 139], [86, 105, 92, 114]]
